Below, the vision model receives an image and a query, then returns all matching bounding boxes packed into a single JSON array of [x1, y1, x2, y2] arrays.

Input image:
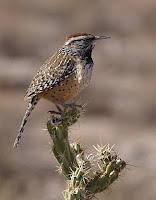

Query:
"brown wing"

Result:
[[24, 49, 76, 100]]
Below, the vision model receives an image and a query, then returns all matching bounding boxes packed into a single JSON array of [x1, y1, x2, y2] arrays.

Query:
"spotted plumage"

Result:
[[14, 33, 110, 147], [24, 51, 76, 100]]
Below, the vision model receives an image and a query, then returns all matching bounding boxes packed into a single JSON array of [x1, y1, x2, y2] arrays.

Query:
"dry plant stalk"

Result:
[[47, 106, 126, 200]]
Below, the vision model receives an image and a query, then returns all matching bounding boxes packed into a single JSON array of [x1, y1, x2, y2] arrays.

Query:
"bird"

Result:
[[13, 33, 110, 148]]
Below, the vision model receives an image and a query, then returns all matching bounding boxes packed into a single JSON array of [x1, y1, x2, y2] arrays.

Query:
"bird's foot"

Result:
[[49, 103, 82, 121], [63, 103, 82, 113], [48, 110, 62, 115]]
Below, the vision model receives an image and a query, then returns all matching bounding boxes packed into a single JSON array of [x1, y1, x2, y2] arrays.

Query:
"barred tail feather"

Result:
[[13, 95, 40, 148]]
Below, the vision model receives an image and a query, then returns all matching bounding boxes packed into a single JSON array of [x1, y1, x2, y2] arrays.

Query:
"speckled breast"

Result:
[[38, 61, 93, 104]]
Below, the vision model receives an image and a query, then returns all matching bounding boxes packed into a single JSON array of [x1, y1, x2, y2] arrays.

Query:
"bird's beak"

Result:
[[95, 36, 111, 40]]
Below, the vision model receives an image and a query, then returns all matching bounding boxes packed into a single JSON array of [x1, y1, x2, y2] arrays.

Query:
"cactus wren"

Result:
[[14, 33, 110, 147]]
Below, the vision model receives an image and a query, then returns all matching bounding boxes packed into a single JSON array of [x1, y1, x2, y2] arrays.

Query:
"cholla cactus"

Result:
[[47, 106, 126, 200]]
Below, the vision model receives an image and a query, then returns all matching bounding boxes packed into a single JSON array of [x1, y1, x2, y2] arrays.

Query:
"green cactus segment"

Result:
[[47, 107, 82, 179], [85, 144, 126, 196], [64, 157, 90, 200], [47, 107, 127, 200], [86, 153, 126, 195]]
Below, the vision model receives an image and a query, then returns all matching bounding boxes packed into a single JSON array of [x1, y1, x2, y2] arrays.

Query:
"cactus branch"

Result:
[[47, 106, 126, 199]]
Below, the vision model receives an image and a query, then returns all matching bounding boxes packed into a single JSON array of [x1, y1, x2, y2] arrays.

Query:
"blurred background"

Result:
[[0, 0, 156, 199]]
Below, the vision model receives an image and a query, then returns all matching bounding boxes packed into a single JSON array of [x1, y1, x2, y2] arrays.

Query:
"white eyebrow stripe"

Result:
[[64, 36, 87, 45]]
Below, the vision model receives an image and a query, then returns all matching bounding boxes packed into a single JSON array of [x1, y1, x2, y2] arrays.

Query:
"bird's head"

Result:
[[64, 33, 110, 52]]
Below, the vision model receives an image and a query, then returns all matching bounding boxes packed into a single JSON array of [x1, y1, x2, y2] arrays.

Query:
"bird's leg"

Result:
[[49, 96, 82, 116], [65, 102, 82, 109], [61, 103, 82, 117], [48, 105, 63, 115], [56, 105, 63, 113], [54, 97, 82, 110], [48, 110, 61, 115]]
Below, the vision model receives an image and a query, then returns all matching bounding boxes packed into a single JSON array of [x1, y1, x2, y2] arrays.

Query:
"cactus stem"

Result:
[[47, 106, 127, 200]]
